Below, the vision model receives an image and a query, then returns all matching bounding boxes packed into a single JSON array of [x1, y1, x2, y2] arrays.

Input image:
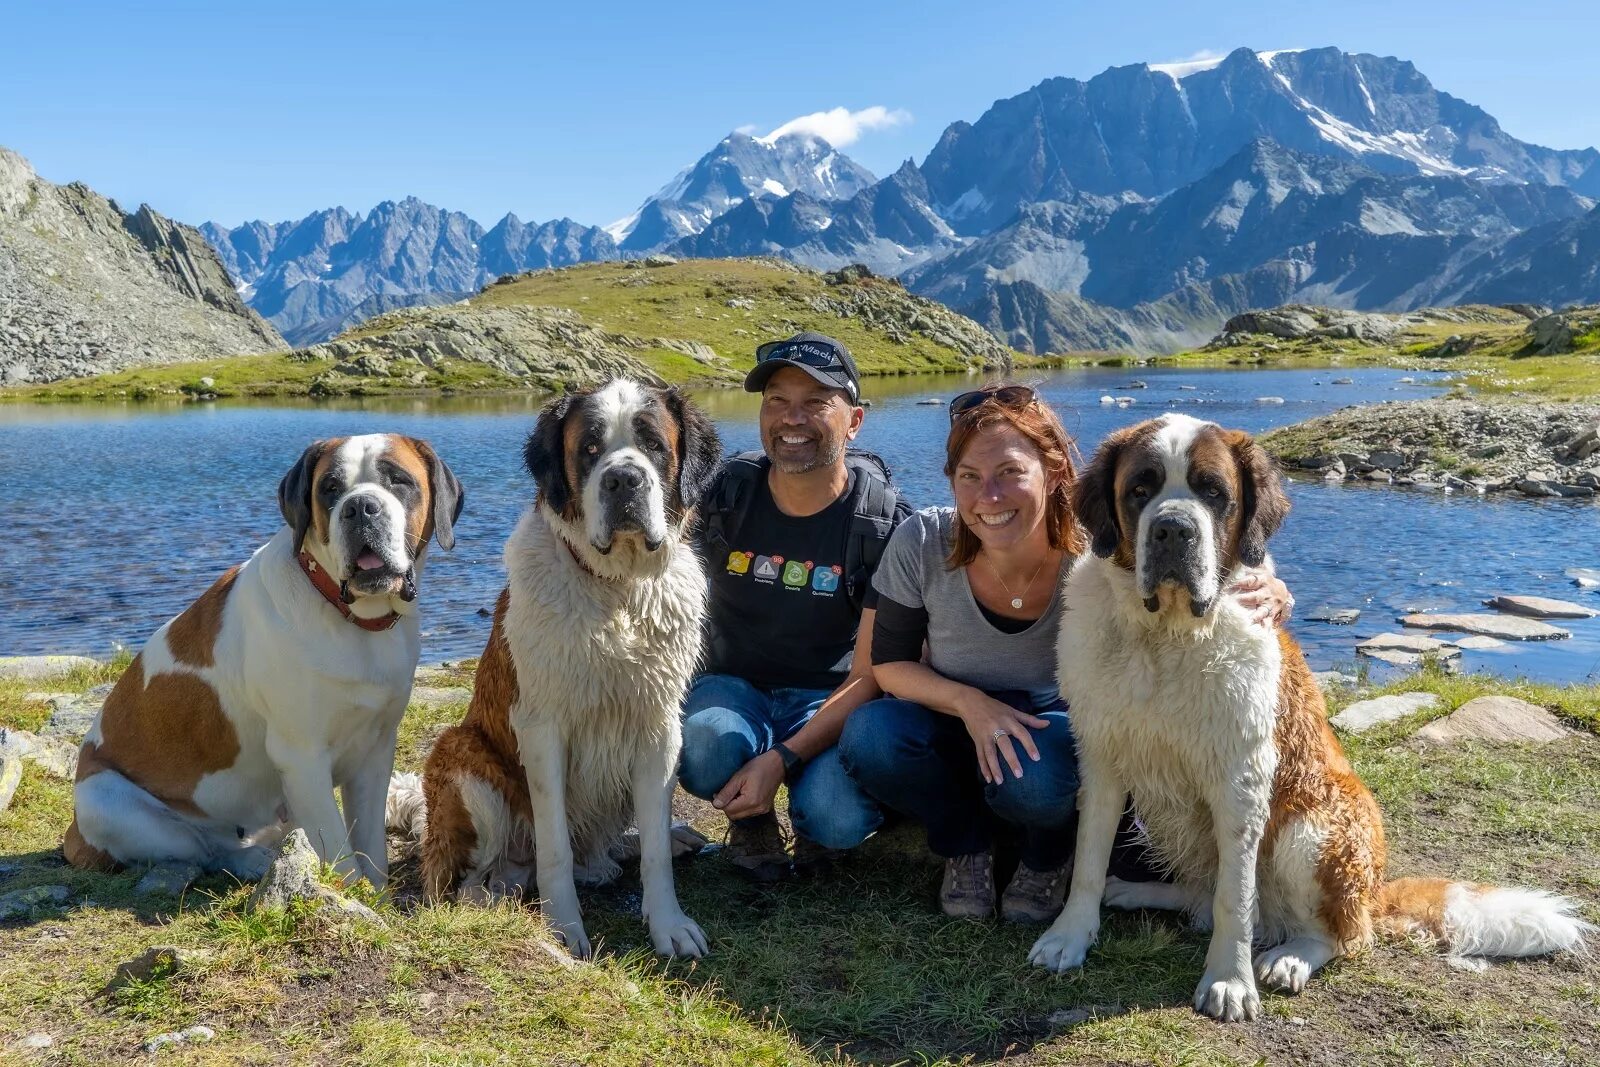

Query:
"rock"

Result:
[[1516, 479, 1562, 498], [1398, 613, 1572, 641], [1526, 313, 1574, 354], [1482, 595, 1597, 619], [1416, 696, 1576, 744], [1098, 395, 1115, 404], [1364, 470, 1393, 483], [198, 376, 215, 388], [1307, 607, 1361, 625], [0, 655, 99, 682], [1297, 454, 1342, 470], [1331, 692, 1439, 733], [134, 862, 203, 897], [248, 829, 381, 923], [641, 254, 678, 267], [1367, 450, 1406, 470], [1453, 635, 1506, 650], [1122, 380, 1148, 389], [1256, 396, 1286, 404], [1359, 633, 1455, 654], [0, 884, 70, 920], [0, 737, 22, 814], [13, 1033, 53, 1051], [915, 398, 944, 405], [1312, 670, 1358, 694], [40, 685, 113, 741], [142, 1026, 216, 1053], [104, 945, 213, 992], [1331, 377, 1354, 385], [1566, 567, 1600, 588], [0, 727, 79, 780]]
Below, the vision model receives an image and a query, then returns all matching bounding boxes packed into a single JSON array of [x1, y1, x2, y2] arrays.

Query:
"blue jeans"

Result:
[[678, 674, 885, 849], [839, 691, 1080, 869]]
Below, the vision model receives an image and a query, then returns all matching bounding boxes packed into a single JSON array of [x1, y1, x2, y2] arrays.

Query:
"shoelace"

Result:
[[949, 854, 993, 899]]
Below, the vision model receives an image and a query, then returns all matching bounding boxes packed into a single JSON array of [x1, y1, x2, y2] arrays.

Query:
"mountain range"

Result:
[[199, 46, 1600, 351]]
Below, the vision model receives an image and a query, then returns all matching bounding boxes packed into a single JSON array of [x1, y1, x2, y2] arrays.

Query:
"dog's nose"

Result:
[[341, 494, 383, 521], [1150, 513, 1197, 545], [601, 466, 645, 493]]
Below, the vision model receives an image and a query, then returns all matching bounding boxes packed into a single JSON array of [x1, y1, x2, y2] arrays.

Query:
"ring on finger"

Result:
[[991, 728, 1008, 742]]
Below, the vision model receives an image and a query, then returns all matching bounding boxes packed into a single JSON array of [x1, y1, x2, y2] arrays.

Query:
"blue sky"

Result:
[[4, 0, 1597, 229]]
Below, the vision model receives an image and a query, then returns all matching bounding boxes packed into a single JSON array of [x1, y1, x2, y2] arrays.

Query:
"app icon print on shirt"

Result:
[[811, 566, 840, 593], [726, 550, 752, 575], [782, 560, 810, 587], [752, 555, 780, 581]]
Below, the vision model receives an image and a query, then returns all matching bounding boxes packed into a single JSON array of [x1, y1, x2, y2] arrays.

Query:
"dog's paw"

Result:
[[544, 907, 592, 960], [648, 910, 709, 958], [669, 822, 711, 858], [1254, 945, 1312, 994], [1101, 876, 1145, 910], [1028, 919, 1096, 972], [217, 845, 274, 882], [1193, 970, 1260, 1022]]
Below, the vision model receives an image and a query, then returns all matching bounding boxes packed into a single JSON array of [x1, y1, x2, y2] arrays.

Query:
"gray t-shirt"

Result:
[[871, 506, 1066, 694]]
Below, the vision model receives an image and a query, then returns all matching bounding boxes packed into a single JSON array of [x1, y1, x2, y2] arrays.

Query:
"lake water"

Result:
[[2, 366, 1596, 682]]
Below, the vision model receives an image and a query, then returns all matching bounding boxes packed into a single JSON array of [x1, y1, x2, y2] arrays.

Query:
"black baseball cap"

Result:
[[744, 331, 861, 403]]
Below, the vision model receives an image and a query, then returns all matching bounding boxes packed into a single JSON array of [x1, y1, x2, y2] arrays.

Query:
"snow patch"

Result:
[[760, 178, 788, 197], [945, 186, 990, 219], [1257, 49, 1306, 68], [1149, 51, 1227, 80]]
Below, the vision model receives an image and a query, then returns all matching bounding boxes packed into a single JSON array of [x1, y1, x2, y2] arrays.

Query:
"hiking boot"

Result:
[[1000, 860, 1072, 923], [940, 851, 995, 919], [792, 835, 844, 876], [726, 812, 791, 882]]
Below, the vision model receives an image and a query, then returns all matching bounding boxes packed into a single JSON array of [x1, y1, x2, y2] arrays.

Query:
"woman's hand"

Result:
[[1228, 572, 1294, 628], [712, 750, 786, 820], [955, 690, 1050, 785]]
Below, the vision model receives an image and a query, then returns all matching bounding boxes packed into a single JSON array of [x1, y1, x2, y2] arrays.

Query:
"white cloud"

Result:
[[1149, 50, 1229, 79], [757, 106, 912, 148]]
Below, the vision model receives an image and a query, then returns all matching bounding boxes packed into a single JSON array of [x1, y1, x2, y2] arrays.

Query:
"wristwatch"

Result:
[[771, 741, 804, 778]]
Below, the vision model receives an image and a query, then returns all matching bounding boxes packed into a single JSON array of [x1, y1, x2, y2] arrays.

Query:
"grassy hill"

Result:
[[0, 259, 1023, 403]]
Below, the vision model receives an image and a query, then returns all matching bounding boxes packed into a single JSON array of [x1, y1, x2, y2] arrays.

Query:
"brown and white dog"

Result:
[[1029, 413, 1591, 1020], [415, 378, 721, 959], [64, 434, 462, 887]]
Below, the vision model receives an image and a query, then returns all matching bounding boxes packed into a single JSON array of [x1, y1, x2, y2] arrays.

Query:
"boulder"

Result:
[[1223, 308, 1320, 339], [1526, 313, 1574, 354], [1482, 595, 1597, 620], [1415, 696, 1575, 744], [134, 862, 203, 897], [1307, 607, 1361, 625], [0, 656, 99, 682], [0, 884, 70, 921], [40, 686, 112, 741], [1398, 613, 1571, 640], [1367, 450, 1406, 470], [1312, 671, 1358, 694], [0, 741, 21, 814], [1453, 635, 1506, 650], [1331, 692, 1439, 733]]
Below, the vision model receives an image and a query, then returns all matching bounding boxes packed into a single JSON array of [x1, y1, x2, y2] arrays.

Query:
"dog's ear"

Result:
[[1073, 435, 1124, 559], [524, 391, 575, 517], [405, 437, 464, 552], [664, 387, 723, 513], [278, 440, 327, 554], [1226, 429, 1290, 567]]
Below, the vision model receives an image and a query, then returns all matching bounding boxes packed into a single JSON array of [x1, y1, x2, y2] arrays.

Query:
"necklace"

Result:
[[983, 551, 1053, 610]]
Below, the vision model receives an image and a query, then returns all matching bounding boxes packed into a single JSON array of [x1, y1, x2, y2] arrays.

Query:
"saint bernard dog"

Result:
[[415, 378, 721, 959], [1029, 413, 1591, 1021], [64, 434, 463, 887]]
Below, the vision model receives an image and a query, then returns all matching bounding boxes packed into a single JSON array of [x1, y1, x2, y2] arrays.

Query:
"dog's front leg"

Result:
[[270, 736, 359, 882], [632, 728, 707, 958], [340, 719, 400, 888], [517, 721, 589, 958], [1193, 769, 1270, 1022], [1029, 761, 1125, 972]]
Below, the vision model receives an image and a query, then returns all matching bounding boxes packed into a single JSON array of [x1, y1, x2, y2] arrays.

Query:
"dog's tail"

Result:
[[1377, 877, 1593, 959], [386, 772, 428, 842]]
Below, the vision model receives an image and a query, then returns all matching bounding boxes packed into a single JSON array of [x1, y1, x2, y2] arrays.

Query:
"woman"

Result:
[[839, 384, 1289, 923]]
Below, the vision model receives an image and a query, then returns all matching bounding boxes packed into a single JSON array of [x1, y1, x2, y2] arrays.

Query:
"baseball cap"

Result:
[[743, 331, 861, 403]]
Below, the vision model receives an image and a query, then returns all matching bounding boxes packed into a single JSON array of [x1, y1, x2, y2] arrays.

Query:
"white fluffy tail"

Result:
[[1380, 877, 1595, 958], [385, 772, 428, 841]]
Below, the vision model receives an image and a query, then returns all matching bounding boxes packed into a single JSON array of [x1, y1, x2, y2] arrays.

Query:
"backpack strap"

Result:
[[841, 450, 905, 613], [700, 450, 767, 553]]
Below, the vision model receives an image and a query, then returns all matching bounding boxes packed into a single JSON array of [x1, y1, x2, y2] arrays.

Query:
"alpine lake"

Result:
[[2, 364, 1595, 683]]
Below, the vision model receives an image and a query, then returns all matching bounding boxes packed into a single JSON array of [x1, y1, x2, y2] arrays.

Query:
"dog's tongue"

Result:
[[356, 550, 384, 572]]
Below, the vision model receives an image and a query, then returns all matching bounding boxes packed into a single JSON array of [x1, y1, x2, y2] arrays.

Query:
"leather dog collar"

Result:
[[296, 550, 402, 632]]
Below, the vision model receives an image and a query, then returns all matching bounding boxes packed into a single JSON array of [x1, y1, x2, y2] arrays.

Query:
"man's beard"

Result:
[[767, 431, 845, 475]]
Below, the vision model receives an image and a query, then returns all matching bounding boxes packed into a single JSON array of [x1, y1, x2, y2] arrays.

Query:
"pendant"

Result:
[[1011, 597, 1024, 609]]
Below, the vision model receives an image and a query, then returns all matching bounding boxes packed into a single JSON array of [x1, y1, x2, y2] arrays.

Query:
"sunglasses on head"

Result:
[[756, 340, 844, 370], [948, 385, 1038, 422]]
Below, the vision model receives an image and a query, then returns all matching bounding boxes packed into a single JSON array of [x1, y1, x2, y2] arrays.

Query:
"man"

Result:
[[680, 331, 910, 880]]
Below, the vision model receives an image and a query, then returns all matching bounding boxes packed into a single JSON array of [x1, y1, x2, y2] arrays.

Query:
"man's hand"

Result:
[[712, 750, 787, 820], [1228, 572, 1294, 628]]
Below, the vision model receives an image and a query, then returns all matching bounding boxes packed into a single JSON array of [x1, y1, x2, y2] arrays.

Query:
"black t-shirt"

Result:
[[701, 469, 881, 691]]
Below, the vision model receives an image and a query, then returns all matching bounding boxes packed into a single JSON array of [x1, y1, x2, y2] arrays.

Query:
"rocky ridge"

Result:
[[1260, 398, 1600, 498], [0, 147, 283, 384]]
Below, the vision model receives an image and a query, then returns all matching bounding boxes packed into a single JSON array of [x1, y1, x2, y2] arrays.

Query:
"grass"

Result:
[[3, 259, 1032, 404], [5, 659, 1598, 1064]]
